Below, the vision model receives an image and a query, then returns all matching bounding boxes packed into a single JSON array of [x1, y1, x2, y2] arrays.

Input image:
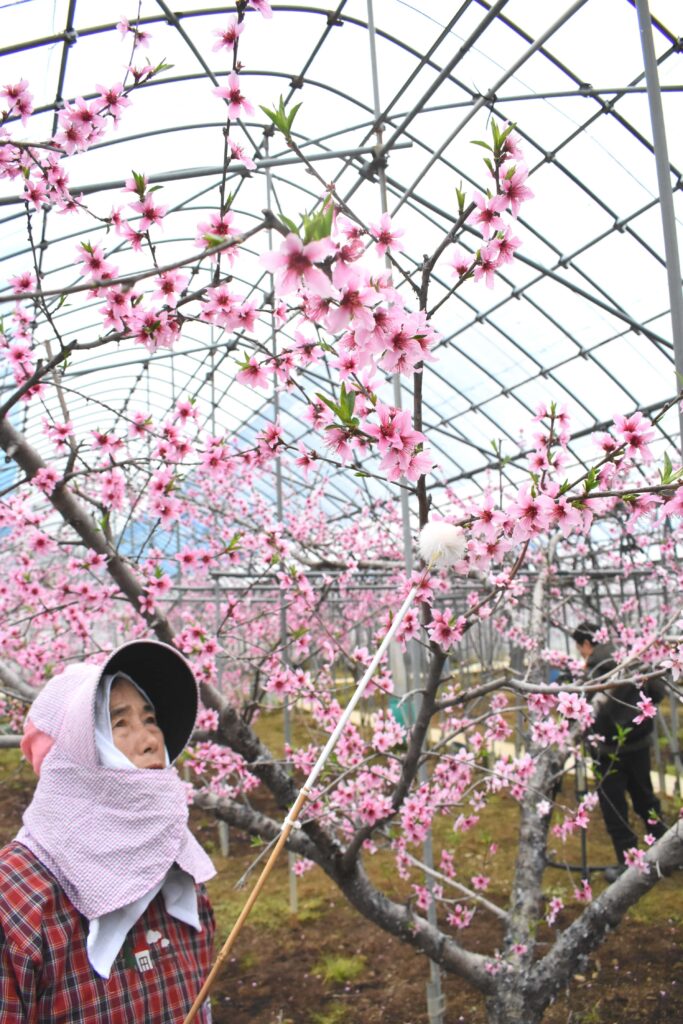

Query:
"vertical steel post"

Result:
[[635, 0, 683, 454], [367, 3, 444, 1020], [210, 328, 216, 436], [214, 573, 229, 855], [670, 692, 683, 799], [265, 138, 298, 913]]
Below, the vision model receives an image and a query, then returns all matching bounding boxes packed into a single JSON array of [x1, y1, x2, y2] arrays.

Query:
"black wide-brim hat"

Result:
[[102, 640, 198, 762]]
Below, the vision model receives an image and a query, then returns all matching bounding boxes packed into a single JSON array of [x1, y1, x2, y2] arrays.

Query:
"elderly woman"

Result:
[[0, 640, 215, 1022]]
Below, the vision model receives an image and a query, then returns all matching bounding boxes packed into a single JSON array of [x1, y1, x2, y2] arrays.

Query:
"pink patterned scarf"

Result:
[[17, 656, 214, 920]]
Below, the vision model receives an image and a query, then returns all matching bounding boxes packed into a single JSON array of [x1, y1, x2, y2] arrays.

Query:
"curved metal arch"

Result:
[[401, 253, 679, 480], [389, 218, 660, 443], [438, 388, 680, 489], [318, 93, 680, 368], [3, 14, 674, 339], [2, 0, 679, 507]]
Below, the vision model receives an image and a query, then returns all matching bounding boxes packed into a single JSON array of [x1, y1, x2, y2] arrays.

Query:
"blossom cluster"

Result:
[[1, 4, 682, 953]]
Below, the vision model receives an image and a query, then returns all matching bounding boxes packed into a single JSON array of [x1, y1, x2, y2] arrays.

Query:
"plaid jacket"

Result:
[[0, 841, 215, 1023]]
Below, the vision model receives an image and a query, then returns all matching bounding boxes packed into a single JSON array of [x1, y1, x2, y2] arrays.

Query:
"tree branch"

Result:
[[528, 825, 683, 1004]]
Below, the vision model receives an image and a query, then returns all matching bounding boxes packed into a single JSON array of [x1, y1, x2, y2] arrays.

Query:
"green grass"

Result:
[[312, 953, 366, 986], [207, 877, 292, 938], [570, 1005, 603, 1024], [310, 1004, 348, 1024], [297, 896, 325, 923], [0, 745, 32, 780]]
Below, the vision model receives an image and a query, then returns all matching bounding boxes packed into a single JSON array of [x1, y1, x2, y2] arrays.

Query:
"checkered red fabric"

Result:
[[18, 661, 215, 919], [0, 842, 215, 1023]]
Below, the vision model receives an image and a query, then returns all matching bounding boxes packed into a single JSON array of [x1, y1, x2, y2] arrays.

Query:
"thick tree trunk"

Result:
[[504, 747, 559, 954], [485, 981, 547, 1024]]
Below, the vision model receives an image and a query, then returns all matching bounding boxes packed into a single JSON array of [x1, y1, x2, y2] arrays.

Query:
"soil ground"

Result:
[[2, 749, 683, 1024]]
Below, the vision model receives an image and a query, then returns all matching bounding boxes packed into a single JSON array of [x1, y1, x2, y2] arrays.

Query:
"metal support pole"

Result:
[[209, 328, 216, 437], [367, 3, 444, 1020], [266, 138, 298, 914], [217, 819, 230, 858], [635, 0, 683, 454], [652, 715, 666, 796], [669, 693, 683, 799], [214, 574, 229, 854], [575, 752, 589, 881]]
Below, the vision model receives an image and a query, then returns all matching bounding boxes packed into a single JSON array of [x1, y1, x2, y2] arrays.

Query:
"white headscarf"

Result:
[[95, 672, 170, 770], [87, 672, 199, 977], [17, 659, 215, 979]]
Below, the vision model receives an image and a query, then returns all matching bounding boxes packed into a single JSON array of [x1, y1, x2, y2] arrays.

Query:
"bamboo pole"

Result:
[[183, 787, 309, 1024]]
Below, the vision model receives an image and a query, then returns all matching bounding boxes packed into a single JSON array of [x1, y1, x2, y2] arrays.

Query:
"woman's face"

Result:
[[109, 677, 165, 769]]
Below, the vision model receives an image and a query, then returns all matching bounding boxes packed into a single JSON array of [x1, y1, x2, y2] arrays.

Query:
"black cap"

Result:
[[102, 640, 198, 761]]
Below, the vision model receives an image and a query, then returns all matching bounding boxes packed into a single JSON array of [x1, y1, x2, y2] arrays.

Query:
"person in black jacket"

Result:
[[572, 621, 666, 881]]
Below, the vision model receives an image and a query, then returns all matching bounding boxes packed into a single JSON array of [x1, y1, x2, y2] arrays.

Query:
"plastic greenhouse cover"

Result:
[[0, 0, 681, 501]]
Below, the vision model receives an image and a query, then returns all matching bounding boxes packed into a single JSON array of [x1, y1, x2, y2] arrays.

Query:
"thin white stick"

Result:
[[283, 582, 419, 820], [183, 581, 420, 1024]]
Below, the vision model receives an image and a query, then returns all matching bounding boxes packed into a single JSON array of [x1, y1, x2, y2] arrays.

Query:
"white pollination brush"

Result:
[[183, 521, 466, 1023]]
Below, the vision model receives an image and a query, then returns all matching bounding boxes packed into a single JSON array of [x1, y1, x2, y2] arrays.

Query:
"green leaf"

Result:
[[583, 466, 599, 493], [315, 392, 341, 417], [338, 383, 356, 423], [285, 101, 302, 134], [281, 214, 299, 236], [471, 139, 492, 151], [203, 232, 229, 249], [615, 722, 633, 745], [302, 204, 334, 243], [260, 96, 302, 139], [260, 104, 280, 128], [130, 170, 147, 198], [499, 122, 515, 144], [660, 451, 673, 485]]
